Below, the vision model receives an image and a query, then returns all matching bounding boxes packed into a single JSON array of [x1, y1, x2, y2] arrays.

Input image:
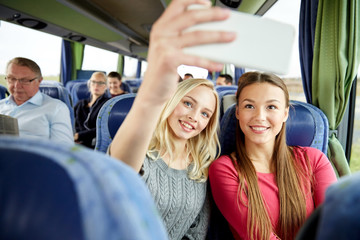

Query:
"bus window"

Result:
[[177, 65, 209, 79], [141, 60, 148, 78], [350, 80, 360, 172], [82, 45, 118, 74], [0, 21, 61, 82], [123, 56, 139, 78]]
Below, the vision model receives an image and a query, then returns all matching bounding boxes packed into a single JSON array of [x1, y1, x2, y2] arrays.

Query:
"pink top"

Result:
[[209, 146, 337, 240]]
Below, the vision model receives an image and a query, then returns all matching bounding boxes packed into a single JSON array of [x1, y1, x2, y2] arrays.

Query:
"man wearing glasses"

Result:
[[0, 57, 73, 144]]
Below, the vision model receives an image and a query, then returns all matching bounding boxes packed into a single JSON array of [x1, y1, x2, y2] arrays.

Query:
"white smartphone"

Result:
[[183, 8, 296, 75]]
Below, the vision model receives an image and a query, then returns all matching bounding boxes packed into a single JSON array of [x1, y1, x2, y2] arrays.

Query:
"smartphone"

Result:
[[183, 9, 296, 75]]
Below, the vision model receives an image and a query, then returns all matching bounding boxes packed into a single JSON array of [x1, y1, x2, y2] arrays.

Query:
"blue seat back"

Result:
[[0, 136, 167, 240], [39, 82, 75, 131], [76, 70, 106, 79], [215, 85, 238, 92], [71, 82, 90, 106], [124, 78, 142, 92], [296, 172, 360, 240], [220, 100, 329, 155], [0, 84, 10, 99], [95, 94, 136, 152], [65, 79, 88, 94], [121, 81, 133, 93]]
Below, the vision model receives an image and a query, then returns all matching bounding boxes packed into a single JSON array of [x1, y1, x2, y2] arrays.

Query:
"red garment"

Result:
[[209, 146, 337, 240]]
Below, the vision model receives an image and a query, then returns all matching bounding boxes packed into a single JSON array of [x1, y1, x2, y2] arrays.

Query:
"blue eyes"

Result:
[[184, 101, 210, 118], [202, 112, 209, 118], [184, 101, 192, 107]]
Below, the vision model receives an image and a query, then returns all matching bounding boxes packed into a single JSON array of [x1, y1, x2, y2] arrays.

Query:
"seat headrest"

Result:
[[0, 136, 168, 240], [215, 85, 238, 92], [71, 82, 90, 105], [220, 100, 329, 155], [0, 84, 9, 99], [313, 172, 360, 239], [39, 86, 60, 99], [65, 79, 88, 93], [108, 96, 136, 138], [95, 94, 136, 152]]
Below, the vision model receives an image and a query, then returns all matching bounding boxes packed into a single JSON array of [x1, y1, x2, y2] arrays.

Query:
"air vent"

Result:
[[17, 18, 47, 29]]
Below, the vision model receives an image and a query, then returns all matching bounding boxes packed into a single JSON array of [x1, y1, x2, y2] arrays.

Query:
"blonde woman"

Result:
[[74, 72, 109, 148], [109, 0, 236, 239], [209, 72, 337, 240], [111, 78, 220, 239]]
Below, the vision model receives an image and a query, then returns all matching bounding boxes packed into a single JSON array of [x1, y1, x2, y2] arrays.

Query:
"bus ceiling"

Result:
[[0, 0, 276, 59]]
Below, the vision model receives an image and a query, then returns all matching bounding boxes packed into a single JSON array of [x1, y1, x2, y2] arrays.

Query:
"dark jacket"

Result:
[[74, 94, 110, 148]]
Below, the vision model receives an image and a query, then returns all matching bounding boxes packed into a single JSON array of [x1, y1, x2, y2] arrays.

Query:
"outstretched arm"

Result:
[[110, 0, 235, 172]]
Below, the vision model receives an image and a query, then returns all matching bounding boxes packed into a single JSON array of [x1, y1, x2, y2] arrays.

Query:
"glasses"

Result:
[[90, 80, 106, 86], [5, 76, 38, 85]]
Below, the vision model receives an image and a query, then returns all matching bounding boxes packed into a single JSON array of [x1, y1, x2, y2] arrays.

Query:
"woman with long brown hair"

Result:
[[209, 71, 337, 240]]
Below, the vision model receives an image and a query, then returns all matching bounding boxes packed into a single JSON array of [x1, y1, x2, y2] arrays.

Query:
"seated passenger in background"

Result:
[[74, 72, 110, 148], [209, 71, 337, 240], [183, 73, 194, 80], [216, 74, 233, 86], [0, 57, 73, 144], [107, 71, 128, 97]]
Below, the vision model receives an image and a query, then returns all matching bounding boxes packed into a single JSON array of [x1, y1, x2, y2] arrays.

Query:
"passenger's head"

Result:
[[235, 71, 289, 148], [216, 74, 233, 86], [183, 73, 194, 80], [149, 78, 220, 181], [107, 71, 122, 95], [5, 57, 43, 105], [88, 72, 107, 98]]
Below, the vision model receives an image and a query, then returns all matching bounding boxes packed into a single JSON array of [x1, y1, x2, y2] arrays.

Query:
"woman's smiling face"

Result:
[[167, 85, 216, 143], [236, 82, 289, 147]]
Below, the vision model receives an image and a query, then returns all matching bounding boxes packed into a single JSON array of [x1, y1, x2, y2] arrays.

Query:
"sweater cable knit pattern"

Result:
[[142, 156, 210, 240]]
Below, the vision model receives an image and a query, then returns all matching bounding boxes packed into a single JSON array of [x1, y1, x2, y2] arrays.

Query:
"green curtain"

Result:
[[70, 42, 85, 80], [312, 0, 360, 176], [117, 54, 124, 75]]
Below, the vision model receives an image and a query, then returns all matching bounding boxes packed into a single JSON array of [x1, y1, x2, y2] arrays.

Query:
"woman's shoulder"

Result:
[[292, 146, 329, 167], [293, 146, 324, 157], [210, 154, 234, 170]]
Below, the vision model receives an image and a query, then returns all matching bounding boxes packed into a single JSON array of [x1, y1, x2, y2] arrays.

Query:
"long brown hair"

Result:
[[231, 72, 312, 240]]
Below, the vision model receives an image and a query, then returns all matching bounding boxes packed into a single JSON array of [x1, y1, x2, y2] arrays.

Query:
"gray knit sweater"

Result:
[[142, 156, 210, 240]]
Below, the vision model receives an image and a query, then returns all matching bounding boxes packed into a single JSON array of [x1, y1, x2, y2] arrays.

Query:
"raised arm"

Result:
[[110, 0, 235, 172]]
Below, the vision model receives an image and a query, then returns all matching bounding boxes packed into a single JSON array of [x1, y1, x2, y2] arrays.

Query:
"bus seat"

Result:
[[76, 70, 106, 80], [0, 84, 10, 99], [0, 136, 167, 240], [220, 100, 329, 155], [222, 94, 236, 114], [95, 93, 136, 152], [215, 85, 238, 93], [40, 80, 64, 86], [121, 81, 133, 93], [71, 81, 112, 106], [296, 172, 360, 240], [39, 82, 75, 131], [217, 89, 237, 121], [65, 79, 88, 94], [124, 78, 142, 93], [71, 82, 90, 106]]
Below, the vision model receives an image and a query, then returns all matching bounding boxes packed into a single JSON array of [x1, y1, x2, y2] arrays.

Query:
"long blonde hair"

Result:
[[232, 72, 313, 240], [148, 78, 220, 182]]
